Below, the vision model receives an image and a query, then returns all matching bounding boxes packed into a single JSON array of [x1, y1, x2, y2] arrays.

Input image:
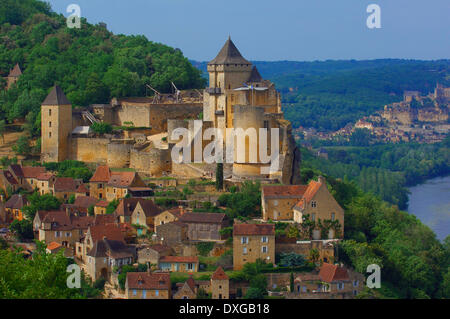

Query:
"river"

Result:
[[408, 175, 450, 241]]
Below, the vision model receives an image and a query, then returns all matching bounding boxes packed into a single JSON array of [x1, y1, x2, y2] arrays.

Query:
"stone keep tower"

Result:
[[204, 37, 252, 131], [210, 266, 229, 299], [41, 85, 72, 163]]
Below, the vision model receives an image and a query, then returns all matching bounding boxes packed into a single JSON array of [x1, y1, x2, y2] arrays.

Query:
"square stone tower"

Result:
[[210, 266, 229, 299], [204, 37, 252, 130], [41, 85, 72, 163]]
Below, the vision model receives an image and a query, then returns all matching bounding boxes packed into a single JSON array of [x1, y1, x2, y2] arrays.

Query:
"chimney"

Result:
[[147, 262, 151, 274], [179, 206, 185, 216]]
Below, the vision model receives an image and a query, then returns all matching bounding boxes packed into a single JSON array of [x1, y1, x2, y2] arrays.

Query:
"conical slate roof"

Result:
[[208, 37, 251, 65], [8, 63, 22, 77], [42, 85, 71, 106], [248, 66, 263, 82]]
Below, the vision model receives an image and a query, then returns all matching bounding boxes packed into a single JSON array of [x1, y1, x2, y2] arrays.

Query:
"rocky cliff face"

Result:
[[278, 119, 301, 185]]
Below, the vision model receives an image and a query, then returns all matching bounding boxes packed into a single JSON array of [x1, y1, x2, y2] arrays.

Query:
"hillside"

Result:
[[0, 0, 205, 131], [193, 59, 450, 131]]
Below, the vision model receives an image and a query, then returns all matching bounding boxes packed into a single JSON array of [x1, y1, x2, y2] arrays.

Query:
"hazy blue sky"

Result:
[[47, 0, 450, 61]]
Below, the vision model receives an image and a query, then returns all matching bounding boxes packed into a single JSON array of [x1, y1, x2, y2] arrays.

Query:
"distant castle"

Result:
[[40, 38, 301, 184], [381, 84, 450, 125]]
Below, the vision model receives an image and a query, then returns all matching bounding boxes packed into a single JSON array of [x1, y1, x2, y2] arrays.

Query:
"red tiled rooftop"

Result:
[[211, 266, 229, 280], [21, 166, 46, 179], [262, 185, 308, 198], [159, 256, 199, 263], [90, 165, 111, 183], [233, 223, 275, 236], [126, 272, 170, 290], [319, 263, 349, 283]]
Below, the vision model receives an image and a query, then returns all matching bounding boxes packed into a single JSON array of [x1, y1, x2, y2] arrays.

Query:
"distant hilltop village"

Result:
[[40, 38, 301, 185], [299, 83, 450, 144]]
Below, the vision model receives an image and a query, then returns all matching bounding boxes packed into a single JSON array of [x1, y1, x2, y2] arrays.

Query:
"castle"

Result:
[[381, 83, 450, 125], [41, 38, 301, 184]]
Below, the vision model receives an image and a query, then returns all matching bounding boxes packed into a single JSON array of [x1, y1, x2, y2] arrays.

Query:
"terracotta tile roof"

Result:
[[71, 216, 95, 229], [115, 198, 146, 217], [88, 238, 132, 259], [319, 263, 349, 283], [135, 200, 162, 218], [37, 172, 54, 181], [47, 241, 62, 251], [36, 210, 50, 221], [8, 164, 24, 178], [159, 256, 199, 263], [233, 223, 275, 236], [95, 200, 109, 207], [126, 272, 170, 290], [90, 165, 111, 183], [5, 194, 28, 209], [53, 177, 78, 192], [262, 185, 308, 199], [185, 276, 196, 292], [42, 211, 72, 230], [8, 64, 22, 77], [2, 170, 18, 185], [76, 184, 89, 194], [211, 266, 229, 280], [88, 224, 125, 243], [107, 171, 136, 188], [21, 166, 46, 179], [294, 180, 322, 209], [302, 181, 322, 203], [179, 212, 226, 224], [93, 214, 117, 225], [73, 196, 98, 209]]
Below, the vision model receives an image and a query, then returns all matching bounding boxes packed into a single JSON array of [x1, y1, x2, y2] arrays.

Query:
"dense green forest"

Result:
[[301, 136, 450, 210], [0, 0, 205, 131], [193, 59, 450, 131]]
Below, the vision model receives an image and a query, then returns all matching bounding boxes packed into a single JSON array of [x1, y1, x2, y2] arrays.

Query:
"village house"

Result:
[[36, 172, 56, 195], [46, 241, 64, 255], [261, 185, 308, 221], [8, 165, 46, 191], [233, 223, 275, 270], [85, 237, 134, 282], [105, 171, 146, 202], [5, 194, 29, 222], [129, 199, 162, 235], [75, 183, 90, 197], [94, 200, 108, 215], [153, 206, 185, 232], [0, 202, 8, 226], [178, 212, 228, 241], [73, 196, 99, 215], [211, 266, 229, 299], [158, 256, 199, 273], [137, 244, 173, 265], [115, 198, 155, 224], [293, 176, 344, 240], [33, 210, 51, 234], [173, 276, 198, 299], [38, 211, 94, 255], [89, 165, 111, 200], [51, 177, 82, 201], [125, 272, 171, 299], [293, 263, 364, 298], [155, 221, 188, 247], [0, 170, 20, 196], [77, 223, 125, 262]]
